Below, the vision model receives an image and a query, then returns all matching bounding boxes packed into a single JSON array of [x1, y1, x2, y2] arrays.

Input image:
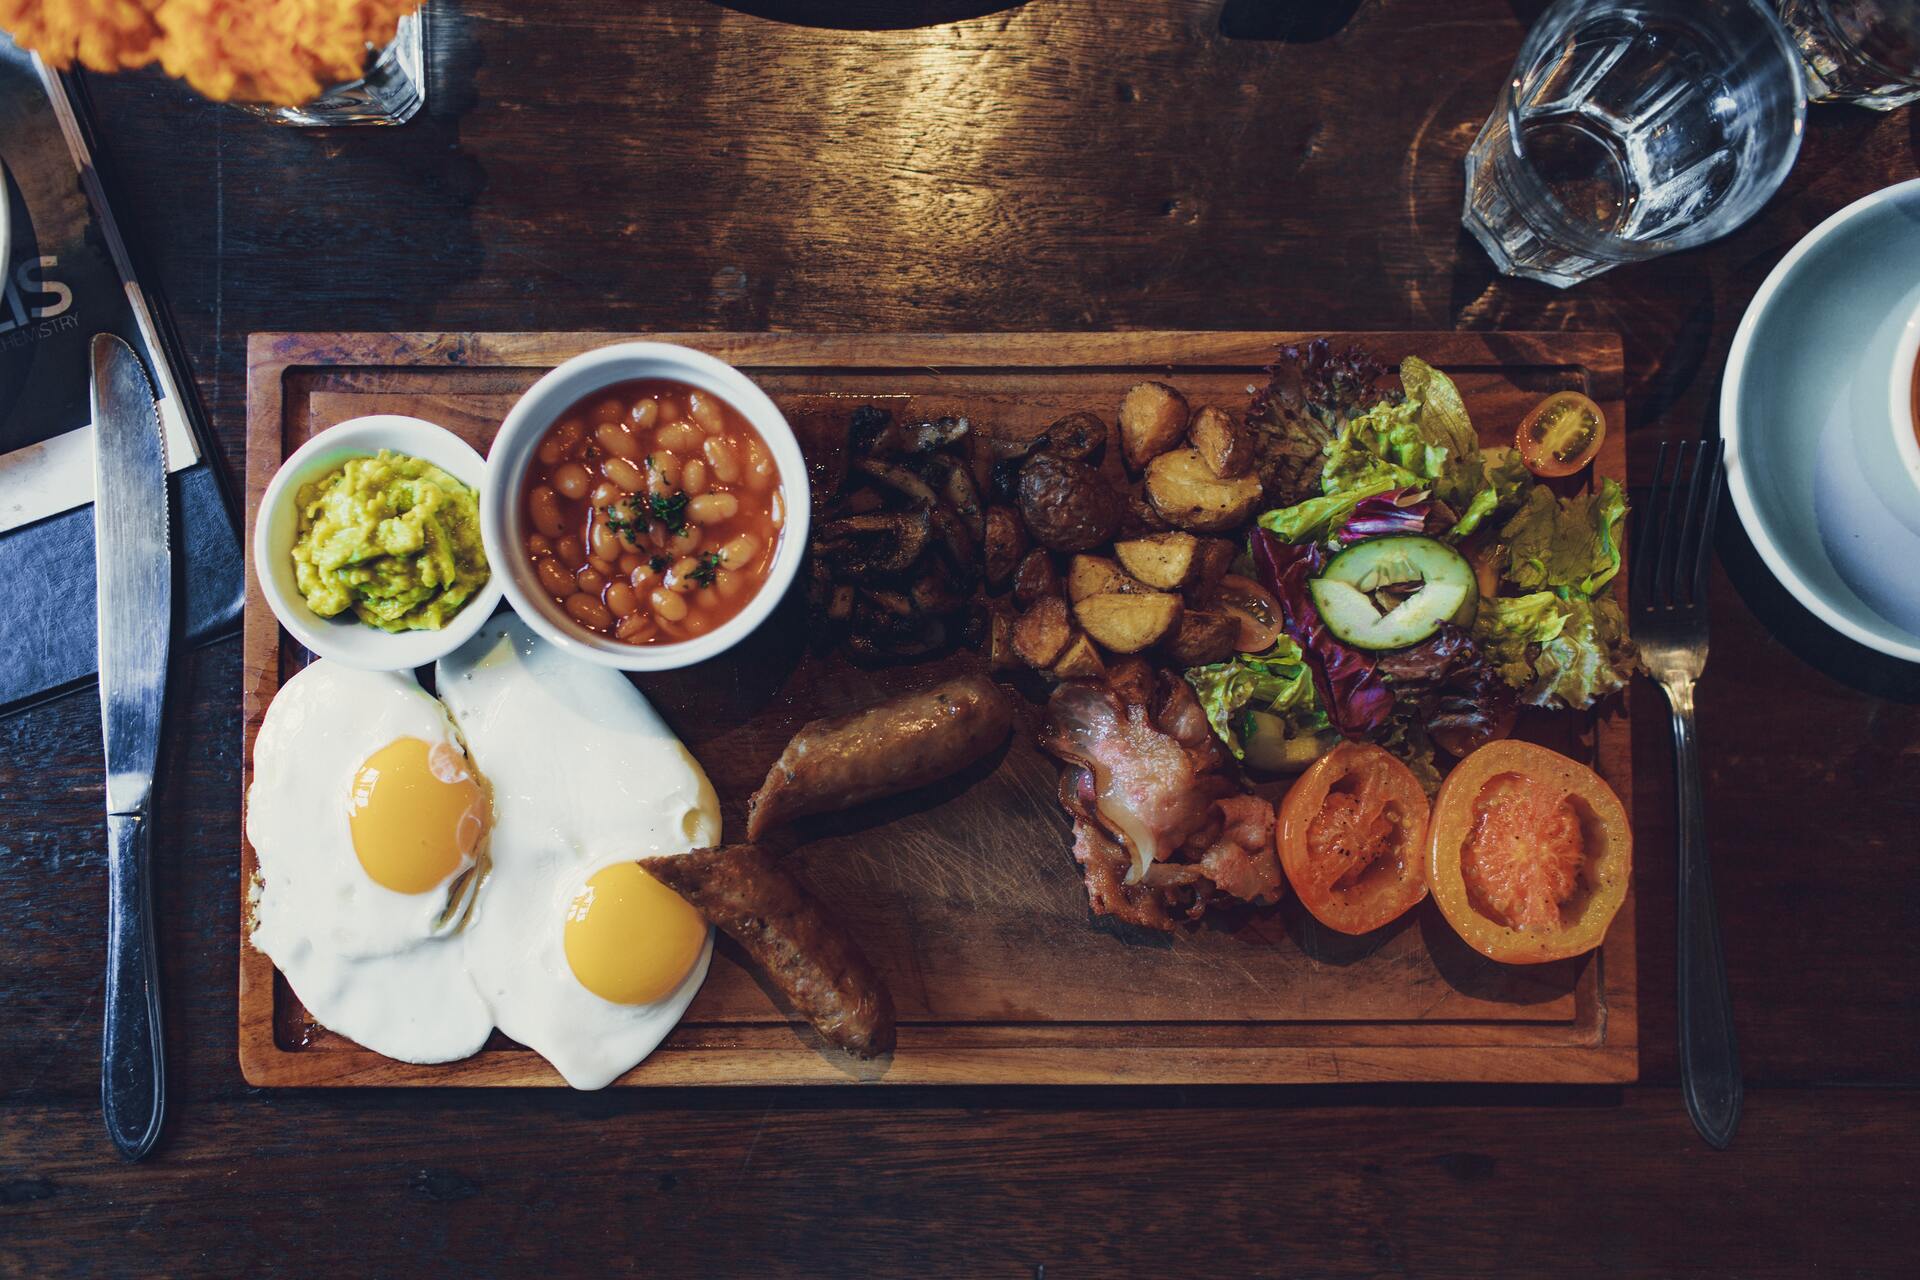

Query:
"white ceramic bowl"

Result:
[[482, 342, 809, 670], [253, 415, 504, 669], [1722, 178, 1920, 663], [1883, 293, 1920, 529]]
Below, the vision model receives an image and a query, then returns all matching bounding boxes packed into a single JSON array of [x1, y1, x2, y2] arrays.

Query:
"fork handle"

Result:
[[1666, 680, 1741, 1149]]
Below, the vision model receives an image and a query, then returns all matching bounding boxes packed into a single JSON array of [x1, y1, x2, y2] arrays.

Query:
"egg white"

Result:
[[245, 661, 493, 1064], [437, 615, 720, 1090]]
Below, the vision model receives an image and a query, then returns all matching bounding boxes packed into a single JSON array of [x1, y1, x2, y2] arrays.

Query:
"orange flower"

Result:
[[1, 0, 417, 106], [1, 1, 163, 71]]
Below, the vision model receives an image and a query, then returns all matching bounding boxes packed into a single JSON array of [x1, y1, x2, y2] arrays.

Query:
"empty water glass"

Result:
[[1776, 0, 1920, 110], [1464, 0, 1807, 287]]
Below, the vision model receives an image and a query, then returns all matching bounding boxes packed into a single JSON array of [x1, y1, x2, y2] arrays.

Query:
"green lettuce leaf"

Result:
[[1474, 591, 1636, 708], [1323, 399, 1443, 492], [1532, 597, 1635, 708], [1295, 359, 1527, 534], [1262, 363, 1466, 543], [1255, 468, 1400, 543], [1399, 356, 1478, 463], [1184, 638, 1326, 760], [1244, 340, 1395, 508], [1254, 357, 1537, 546], [1500, 477, 1628, 598], [1447, 446, 1531, 541], [1377, 707, 1443, 795], [1451, 487, 1500, 543]]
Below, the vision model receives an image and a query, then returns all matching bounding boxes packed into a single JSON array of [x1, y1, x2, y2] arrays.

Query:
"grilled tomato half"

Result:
[[1277, 743, 1431, 935], [1427, 739, 1630, 964]]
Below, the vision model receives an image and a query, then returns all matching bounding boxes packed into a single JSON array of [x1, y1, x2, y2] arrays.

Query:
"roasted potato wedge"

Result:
[[983, 506, 1028, 587], [1066, 554, 1141, 603], [1051, 633, 1106, 681], [1113, 531, 1200, 590], [1017, 452, 1123, 552], [1032, 411, 1107, 466], [1074, 591, 1183, 654], [1189, 405, 1253, 479], [1189, 536, 1239, 591], [1144, 448, 1264, 532], [1013, 596, 1074, 669], [1118, 382, 1191, 472], [1160, 608, 1240, 666], [1012, 548, 1061, 607]]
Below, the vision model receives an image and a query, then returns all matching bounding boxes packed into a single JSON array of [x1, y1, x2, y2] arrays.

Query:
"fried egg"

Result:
[[246, 662, 493, 1063], [437, 616, 720, 1089]]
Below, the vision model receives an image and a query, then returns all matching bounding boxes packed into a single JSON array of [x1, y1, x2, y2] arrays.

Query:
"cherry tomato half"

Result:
[[1277, 743, 1430, 935], [1207, 573, 1284, 652], [1516, 391, 1605, 478], [1427, 739, 1631, 964]]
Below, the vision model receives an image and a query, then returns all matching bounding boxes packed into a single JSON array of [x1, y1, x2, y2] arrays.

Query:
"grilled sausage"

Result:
[[746, 673, 1013, 841], [639, 844, 895, 1058]]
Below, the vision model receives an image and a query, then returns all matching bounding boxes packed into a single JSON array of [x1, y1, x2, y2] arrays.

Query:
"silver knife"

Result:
[[91, 333, 171, 1161]]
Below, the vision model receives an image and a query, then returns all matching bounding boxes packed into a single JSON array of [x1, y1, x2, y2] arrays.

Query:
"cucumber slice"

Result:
[[1308, 535, 1479, 650]]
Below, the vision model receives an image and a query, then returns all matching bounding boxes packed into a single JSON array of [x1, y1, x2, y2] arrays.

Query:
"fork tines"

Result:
[[1632, 439, 1726, 614]]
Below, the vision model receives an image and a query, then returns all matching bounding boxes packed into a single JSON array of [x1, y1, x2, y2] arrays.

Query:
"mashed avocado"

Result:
[[291, 451, 489, 632]]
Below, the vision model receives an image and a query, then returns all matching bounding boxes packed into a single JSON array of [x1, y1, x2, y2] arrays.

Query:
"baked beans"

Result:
[[521, 378, 784, 644]]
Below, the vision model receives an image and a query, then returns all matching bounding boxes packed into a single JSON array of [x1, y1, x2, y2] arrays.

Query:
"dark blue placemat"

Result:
[[0, 46, 242, 714]]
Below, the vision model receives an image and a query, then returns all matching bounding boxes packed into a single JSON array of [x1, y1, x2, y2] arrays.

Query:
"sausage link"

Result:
[[745, 674, 1013, 841], [638, 844, 895, 1058]]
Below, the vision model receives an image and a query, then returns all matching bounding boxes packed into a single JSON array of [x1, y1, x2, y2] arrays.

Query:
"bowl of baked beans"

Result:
[[482, 342, 808, 669]]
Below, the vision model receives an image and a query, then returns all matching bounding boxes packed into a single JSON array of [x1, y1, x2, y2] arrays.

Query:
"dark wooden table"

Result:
[[4, 1, 1916, 1273]]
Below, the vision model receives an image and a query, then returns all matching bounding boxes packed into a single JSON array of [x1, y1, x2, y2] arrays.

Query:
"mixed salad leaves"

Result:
[[1185, 341, 1636, 787], [1183, 634, 1331, 769]]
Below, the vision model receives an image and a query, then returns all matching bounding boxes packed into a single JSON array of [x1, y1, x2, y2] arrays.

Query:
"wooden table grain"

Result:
[[2, 1, 1915, 1274]]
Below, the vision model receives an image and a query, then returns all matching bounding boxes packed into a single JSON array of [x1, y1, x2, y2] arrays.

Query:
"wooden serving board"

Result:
[[241, 331, 1634, 1087]]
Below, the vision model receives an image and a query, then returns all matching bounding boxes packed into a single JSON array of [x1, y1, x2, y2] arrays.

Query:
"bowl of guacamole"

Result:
[[254, 416, 504, 670], [292, 451, 489, 631]]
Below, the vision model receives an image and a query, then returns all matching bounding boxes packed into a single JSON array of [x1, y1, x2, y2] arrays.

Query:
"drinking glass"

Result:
[[253, 9, 427, 127], [1464, 0, 1807, 288], [1777, 0, 1920, 110]]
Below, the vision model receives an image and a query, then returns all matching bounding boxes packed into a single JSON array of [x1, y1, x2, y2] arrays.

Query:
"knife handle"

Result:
[[103, 810, 165, 1161]]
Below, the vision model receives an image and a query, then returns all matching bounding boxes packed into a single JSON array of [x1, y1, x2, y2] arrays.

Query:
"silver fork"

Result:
[[1631, 439, 1739, 1149]]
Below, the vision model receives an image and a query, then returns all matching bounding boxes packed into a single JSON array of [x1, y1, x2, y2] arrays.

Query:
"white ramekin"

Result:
[[481, 342, 809, 671], [253, 415, 505, 670]]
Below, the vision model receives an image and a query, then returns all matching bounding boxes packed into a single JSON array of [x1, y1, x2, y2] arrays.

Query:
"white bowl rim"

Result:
[[481, 341, 810, 671], [1720, 176, 1920, 664], [252, 414, 506, 671]]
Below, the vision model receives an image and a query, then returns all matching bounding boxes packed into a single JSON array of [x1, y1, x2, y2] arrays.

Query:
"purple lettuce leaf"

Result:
[[1334, 488, 1434, 545], [1250, 528, 1395, 738]]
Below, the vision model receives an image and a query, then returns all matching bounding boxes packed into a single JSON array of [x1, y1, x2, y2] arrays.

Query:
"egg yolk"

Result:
[[348, 737, 486, 895], [563, 863, 705, 1005]]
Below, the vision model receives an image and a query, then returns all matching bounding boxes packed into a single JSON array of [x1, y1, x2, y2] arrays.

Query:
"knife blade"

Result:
[[91, 332, 171, 1162]]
